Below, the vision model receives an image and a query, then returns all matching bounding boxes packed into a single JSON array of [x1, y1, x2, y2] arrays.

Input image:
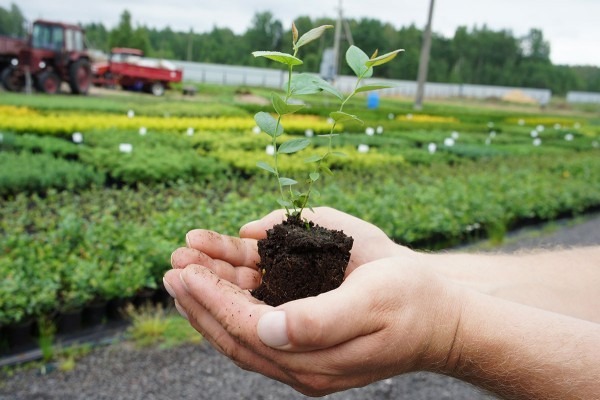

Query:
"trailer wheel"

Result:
[[150, 81, 165, 96], [37, 71, 62, 94], [69, 59, 92, 95], [1, 67, 24, 92]]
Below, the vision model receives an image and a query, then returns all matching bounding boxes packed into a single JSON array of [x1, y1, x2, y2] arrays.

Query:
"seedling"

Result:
[[250, 23, 403, 306], [252, 22, 403, 217]]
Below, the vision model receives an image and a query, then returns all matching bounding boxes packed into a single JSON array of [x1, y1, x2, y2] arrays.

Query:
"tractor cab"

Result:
[[31, 21, 85, 53]]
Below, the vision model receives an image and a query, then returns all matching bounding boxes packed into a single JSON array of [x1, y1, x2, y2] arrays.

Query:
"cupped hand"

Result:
[[163, 257, 463, 396], [170, 207, 415, 291]]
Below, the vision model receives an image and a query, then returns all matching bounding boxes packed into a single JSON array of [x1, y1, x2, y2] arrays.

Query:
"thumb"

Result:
[[239, 209, 286, 239], [256, 281, 378, 351]]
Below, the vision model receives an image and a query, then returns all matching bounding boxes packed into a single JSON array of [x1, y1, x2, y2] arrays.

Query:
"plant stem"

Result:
[[298, 71, 368, 214], [272, 115, 287, 213], [274, 51, 298, 216]]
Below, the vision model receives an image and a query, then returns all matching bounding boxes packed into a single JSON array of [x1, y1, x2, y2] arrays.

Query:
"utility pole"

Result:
[[414, 0, 435, 110], [332, 2, 342, 78], [331, 0, 354, 79]]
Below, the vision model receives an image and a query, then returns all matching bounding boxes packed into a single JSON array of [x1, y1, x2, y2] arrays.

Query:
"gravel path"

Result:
[[2, 213, 599, 400]]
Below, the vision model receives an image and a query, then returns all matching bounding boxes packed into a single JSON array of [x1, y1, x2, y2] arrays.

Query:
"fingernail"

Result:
[[240, 220, 259, 231], [174, 300, 188, 320], [185, 233, 191, 247], [179, 270, 190, 292], [257, 311, 289, 348], [163, 277, 176, 299]]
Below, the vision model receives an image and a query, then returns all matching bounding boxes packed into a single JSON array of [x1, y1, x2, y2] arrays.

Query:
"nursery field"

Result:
[[1, 85, 599, 346]]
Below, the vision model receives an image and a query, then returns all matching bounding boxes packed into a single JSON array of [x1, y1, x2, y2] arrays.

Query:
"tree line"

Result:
[[2, 4, 599, 95]]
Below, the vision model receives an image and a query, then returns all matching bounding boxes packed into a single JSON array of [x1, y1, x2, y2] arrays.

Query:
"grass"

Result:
[[124, 302, 202, 349], [0, 302, 200, 376]]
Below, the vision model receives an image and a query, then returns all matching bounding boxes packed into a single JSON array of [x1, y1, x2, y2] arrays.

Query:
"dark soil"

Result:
[[252, 215, 353, 306]]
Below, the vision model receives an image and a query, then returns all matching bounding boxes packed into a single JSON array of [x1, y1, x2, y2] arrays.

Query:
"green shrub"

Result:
[[0, 152, 104, 197], [80, 146, 227, 185], [0, 132, 81, 159]]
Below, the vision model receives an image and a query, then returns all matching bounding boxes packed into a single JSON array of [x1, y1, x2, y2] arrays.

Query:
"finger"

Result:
[[168, 267, 394, 396], [238, 207, 332, 239], [171, 247, 261, 290], [257, 271, 383, 352], [185, 229, 260, 269], [164, 268, 295, 384], [239, 209, 287, 239]]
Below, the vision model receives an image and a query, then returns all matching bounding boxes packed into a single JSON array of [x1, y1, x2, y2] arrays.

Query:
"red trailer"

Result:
[[0, 20, 92, 94], [92, 48, 183, 96]]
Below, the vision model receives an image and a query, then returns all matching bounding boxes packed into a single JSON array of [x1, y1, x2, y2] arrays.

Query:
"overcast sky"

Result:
[[6, 0, 599, 66]]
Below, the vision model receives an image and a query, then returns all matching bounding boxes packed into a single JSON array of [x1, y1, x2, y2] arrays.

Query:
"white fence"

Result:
[[335, 76, 552, 105], [566, 91, 600, 104], [173, 60, 600, 105]]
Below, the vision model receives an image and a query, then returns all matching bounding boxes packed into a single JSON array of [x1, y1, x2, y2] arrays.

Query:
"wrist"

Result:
[[409, 269, 467, 375]]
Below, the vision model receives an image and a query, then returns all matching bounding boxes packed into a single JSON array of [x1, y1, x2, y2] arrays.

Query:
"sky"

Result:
[[7, 0, 600, 66]]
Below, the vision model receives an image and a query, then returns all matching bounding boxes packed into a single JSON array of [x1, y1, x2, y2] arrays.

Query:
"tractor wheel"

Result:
[[150, 81, 165, 96], [36, 71, 62, 94], [1, 66, 24, 92], [69, 59, 92, 94]]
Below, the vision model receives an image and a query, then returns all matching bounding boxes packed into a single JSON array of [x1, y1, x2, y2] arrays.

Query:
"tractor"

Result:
[[0, 19, 92, 94]]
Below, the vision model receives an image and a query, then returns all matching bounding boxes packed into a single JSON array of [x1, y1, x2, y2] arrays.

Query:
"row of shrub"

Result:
[[2, 151, 600, 325], [2, 116, 597, 197], [0, 131, 230, 194], [0, 105, 334, 135]]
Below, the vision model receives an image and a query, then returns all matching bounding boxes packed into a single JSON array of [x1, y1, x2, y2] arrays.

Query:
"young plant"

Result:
[[252, 22, 403, 217]]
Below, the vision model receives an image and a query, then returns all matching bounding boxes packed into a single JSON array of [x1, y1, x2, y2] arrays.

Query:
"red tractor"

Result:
[[0, 19, 92, 95]]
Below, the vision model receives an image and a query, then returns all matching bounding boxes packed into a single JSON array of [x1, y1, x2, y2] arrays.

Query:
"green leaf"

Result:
[[271, 93, 305, 115], [279, 177, 298, 186], [365, 49, 404, 67], [331, 151, 348, 157], [330, 111, 364, 125], [320, 166, 334, 176], [355, 84, 394, 93], [312, 189, 321, 197], [294, 25, 333, 50], [256, 161, 276, 174], [304, 154, 323, 163], [345, 45, 373, 78], [254, 112, 283, 137], [309, 172, 320, 182], [312, 76, 344, 100], [277, 198, 293, 208], [293, 195, 307, 209], [289, 74, 321, 95], [289, 73, 343, 100], [252, 51, 303, 66], [278, 138, 311, 154]]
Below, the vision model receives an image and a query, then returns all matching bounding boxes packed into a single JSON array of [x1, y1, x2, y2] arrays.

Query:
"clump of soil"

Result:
[[252, 215, 353, 306]]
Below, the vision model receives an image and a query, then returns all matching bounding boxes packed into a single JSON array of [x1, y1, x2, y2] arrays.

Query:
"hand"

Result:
[[170, 207, 415, 290], [163, 257, 463, 396]]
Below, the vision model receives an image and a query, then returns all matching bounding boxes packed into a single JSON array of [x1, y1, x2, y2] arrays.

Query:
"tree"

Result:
[[84, 23, 109, 51], [108, 10, 134, 49], [107, 11, 151, 54], [0, 3, 26, 37], [244, 12, 284, 67], [521, 28, 551, 62]]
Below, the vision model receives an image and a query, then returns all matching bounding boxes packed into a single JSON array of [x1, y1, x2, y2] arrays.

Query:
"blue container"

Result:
[[367, 92, 380, 109]]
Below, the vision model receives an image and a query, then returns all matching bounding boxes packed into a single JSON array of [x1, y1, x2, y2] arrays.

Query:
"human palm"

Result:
[[170, 207, 412, 288]]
